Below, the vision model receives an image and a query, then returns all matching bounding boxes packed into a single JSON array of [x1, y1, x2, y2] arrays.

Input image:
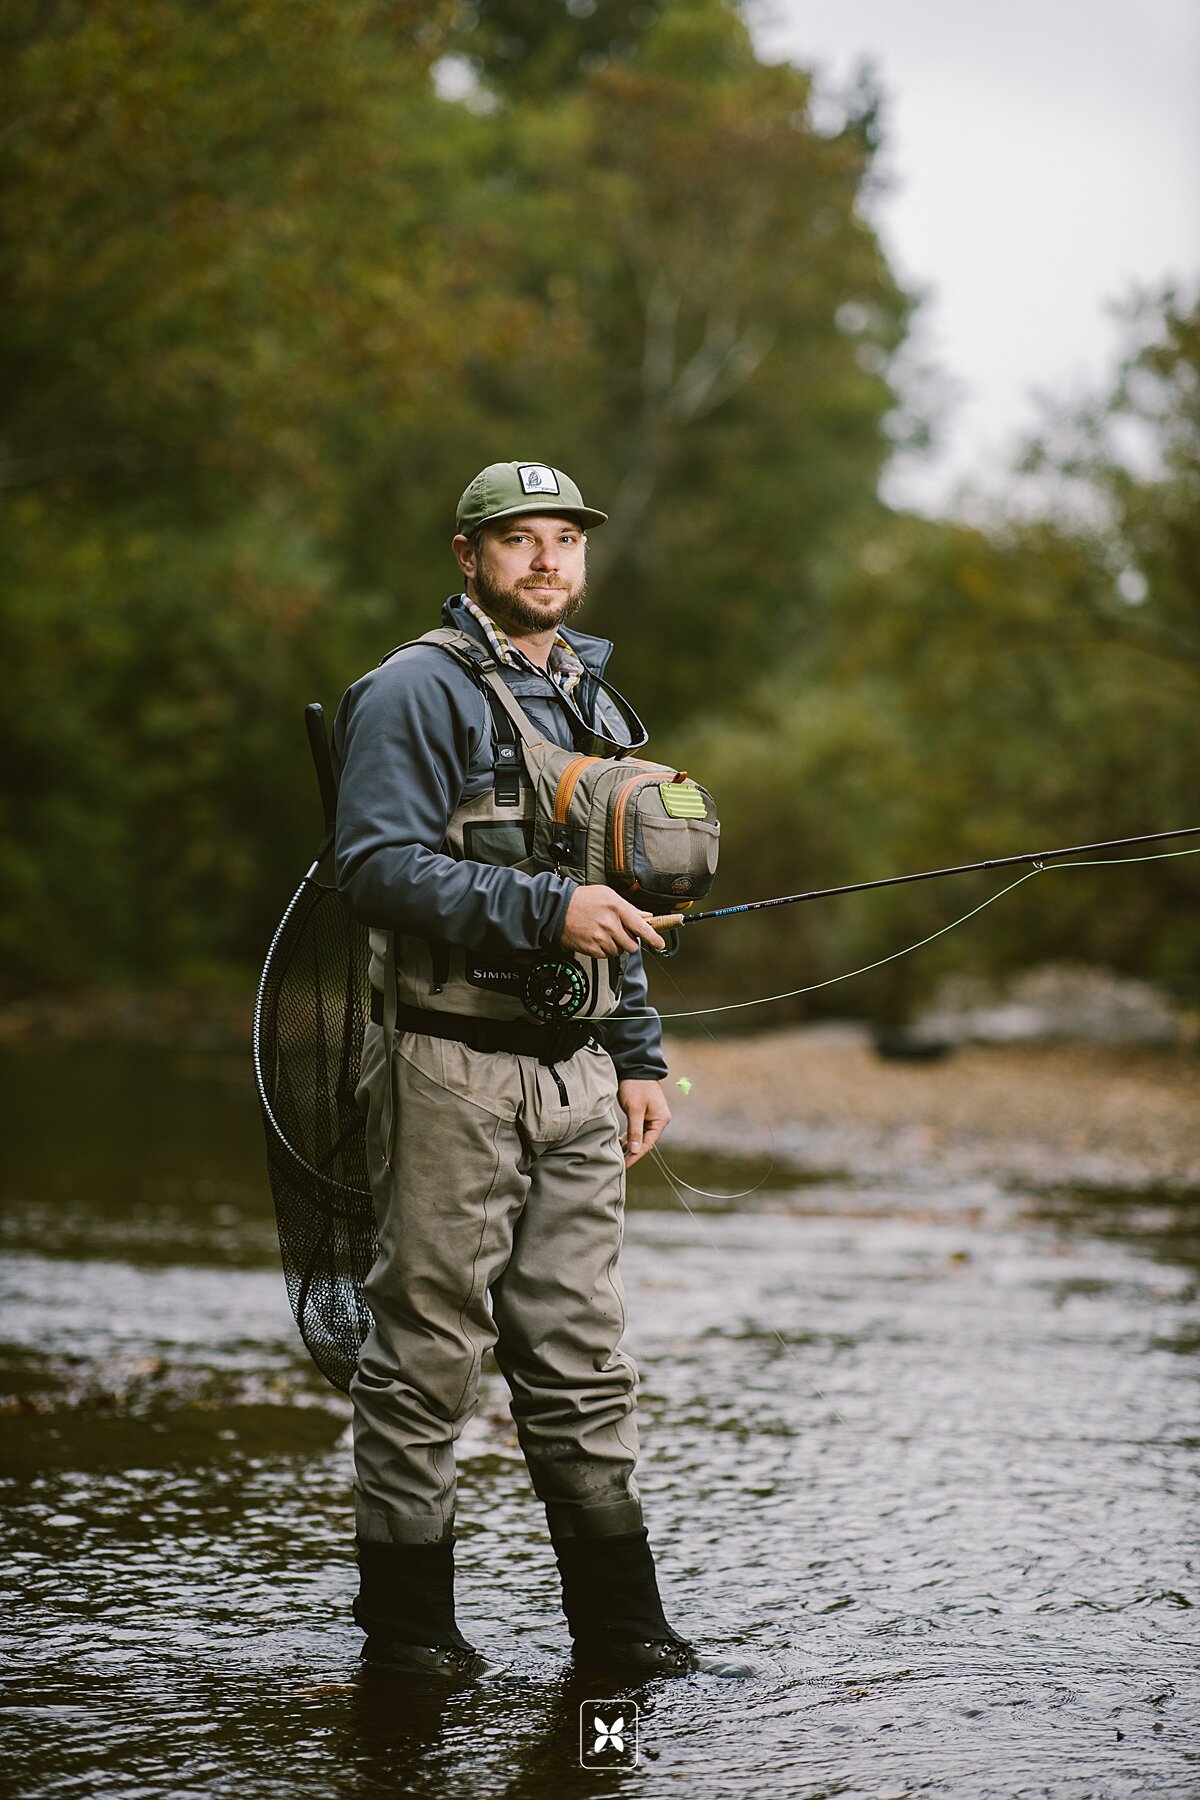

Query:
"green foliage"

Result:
[[0, 494, 360, 982], [449, 0, 668, 95], [665, 300, 1200, 1021], [479, 0, 909, 714], [1, 0, 1194, 1015], [3, 0, 462, 511], [0, 0, 497, 988]]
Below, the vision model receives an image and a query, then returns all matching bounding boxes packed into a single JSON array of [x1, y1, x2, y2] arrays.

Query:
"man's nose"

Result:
[[530, 541, 560, 569]]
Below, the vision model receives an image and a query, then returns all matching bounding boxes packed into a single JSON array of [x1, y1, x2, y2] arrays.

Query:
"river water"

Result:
[[1, 1043, 1197, 1798]]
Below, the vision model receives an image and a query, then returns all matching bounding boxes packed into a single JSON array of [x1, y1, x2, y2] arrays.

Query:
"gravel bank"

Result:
[[661, 1026, 1200, 1192]]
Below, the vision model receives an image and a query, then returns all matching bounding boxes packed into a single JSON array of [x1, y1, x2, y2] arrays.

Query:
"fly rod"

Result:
[[647, 825, 1200, 931]]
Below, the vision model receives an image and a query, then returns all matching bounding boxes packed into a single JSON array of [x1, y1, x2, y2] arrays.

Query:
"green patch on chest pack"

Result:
[[659, 780, 707, 819]]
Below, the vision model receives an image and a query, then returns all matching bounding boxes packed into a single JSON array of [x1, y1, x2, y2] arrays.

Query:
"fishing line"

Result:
[[647, 1144, 853, 1432], [651, 938, 783, 1200], [648, 842, 1198, 1195], [640, 844, 1199, 1439], [642, 843, 1198, 1190], [647, 1149, 772, 1203], [622, 847, 1200, 1602], [654, 845, 1200, 1022]]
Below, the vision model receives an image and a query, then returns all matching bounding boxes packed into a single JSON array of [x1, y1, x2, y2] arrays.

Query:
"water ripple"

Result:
[[1, 1047, 1198, 1796]]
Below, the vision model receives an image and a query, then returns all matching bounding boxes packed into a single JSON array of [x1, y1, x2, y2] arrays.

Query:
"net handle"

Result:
[[306, 701, 338, 830]]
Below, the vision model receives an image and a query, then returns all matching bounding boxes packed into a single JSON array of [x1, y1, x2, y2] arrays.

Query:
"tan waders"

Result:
[[350, 1016, 691, 1670], [352, 1019, 643, 1545]]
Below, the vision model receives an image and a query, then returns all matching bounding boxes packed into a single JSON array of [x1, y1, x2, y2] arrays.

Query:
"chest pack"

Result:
[[372, 627, 719, 1030], [435, 630, 720, 905]]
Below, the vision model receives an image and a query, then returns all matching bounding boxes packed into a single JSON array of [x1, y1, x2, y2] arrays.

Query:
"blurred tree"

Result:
[[1019, 287, 1200, 672], [455, 0, 911, 717], [663, 291, 1200, 1023], [0, 0, 494, 987], [448, 0, 664, 96], [0, 0, 914, 998], [1, 0, 470, 519]]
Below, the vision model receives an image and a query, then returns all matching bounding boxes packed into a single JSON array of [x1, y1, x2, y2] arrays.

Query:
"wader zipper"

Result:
[[547, 1064, 569, 1107]]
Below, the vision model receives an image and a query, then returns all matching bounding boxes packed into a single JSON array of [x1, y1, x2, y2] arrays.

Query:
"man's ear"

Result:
[[451, 532, 476, 582]]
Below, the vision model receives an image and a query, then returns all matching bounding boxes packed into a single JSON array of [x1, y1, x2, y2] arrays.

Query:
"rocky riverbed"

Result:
[[661, 1026, 1200, 1192]]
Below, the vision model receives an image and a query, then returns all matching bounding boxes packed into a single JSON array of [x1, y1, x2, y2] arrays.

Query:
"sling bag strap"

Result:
[[416, 627, 649, 761]]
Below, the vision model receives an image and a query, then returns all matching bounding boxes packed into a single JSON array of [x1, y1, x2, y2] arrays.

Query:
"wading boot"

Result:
[[355, 1539, 489, 1681], [553, 1528, 698, 1678]]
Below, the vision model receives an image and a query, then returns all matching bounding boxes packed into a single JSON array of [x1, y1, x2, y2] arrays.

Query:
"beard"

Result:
[[471, 555, 588, 637]]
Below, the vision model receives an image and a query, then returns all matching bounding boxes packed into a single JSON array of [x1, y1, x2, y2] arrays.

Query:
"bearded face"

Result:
[[470, 522, 588, 638]]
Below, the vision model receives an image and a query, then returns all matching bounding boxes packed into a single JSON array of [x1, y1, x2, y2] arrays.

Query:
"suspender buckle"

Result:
[[494, 741, 521, 806]]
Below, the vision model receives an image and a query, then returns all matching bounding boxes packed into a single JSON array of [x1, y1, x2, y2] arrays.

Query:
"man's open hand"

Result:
[[617, 1079, 671, 1169], [561, 884, 666, 957]]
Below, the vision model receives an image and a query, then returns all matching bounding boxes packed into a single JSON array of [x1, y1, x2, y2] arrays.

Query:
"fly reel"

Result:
[[521, 957, 590, 1022]]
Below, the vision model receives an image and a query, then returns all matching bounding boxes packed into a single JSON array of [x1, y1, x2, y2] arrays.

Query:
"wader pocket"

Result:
[[393, 1031, 522, 1121], [576, 1040, 622, 1122]]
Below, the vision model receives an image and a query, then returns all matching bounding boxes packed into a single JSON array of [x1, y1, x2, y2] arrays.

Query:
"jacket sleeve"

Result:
[[332, 648, 576, 952], [594, 947, 669, 1082]]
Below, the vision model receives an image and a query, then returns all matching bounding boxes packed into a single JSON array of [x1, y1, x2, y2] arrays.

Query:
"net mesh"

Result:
[[253, 876, 376, 1393]]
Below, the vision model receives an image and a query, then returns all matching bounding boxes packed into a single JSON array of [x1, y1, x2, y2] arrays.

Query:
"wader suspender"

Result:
[[480, 677, 523, 809], [416, 626, 649, 767]]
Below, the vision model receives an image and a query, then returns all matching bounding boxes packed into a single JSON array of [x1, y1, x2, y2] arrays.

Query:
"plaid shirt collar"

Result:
[[460, 593, 585, 700]]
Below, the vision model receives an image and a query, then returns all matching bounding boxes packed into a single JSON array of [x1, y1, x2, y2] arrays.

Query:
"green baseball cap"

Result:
[[455, 461, 608, 535]]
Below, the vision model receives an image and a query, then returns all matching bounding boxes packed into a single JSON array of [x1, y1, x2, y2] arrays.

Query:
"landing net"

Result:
[[252, 876, 374, 1394]]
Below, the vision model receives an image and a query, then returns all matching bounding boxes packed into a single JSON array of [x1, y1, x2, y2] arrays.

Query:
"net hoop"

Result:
[[252, 873, 376, 1392]]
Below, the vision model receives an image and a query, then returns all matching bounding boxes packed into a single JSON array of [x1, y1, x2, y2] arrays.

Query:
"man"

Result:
[[332, 460, 695, 1680]]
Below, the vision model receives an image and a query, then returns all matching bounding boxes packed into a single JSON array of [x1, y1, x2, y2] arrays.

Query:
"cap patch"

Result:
[[517, 463, 560, 496]]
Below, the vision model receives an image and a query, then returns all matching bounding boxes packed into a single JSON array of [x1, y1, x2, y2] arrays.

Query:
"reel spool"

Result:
[[522, 957, 590, 1022]]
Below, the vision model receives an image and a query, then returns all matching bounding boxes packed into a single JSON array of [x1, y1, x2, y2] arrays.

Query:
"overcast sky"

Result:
[[748, 0, 1200, 514]]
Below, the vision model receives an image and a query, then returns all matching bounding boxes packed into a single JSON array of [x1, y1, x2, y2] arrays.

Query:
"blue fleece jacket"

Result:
[[331, 595, 668, 1081]]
